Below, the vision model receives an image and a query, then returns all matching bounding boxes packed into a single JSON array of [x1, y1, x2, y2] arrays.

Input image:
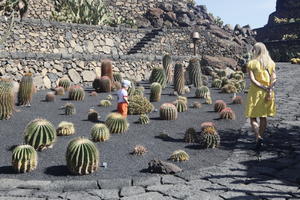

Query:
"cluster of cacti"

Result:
[[173, 63, 185, 95], [131, 145, 148, 155], [232, 96, 243, 104], [128, 95, 153, 115], [18, 73, 35, 106], [0, 79, 14, 120], [291, 58, 300, 64], [91, 123, 110, 142], [202, 75, 209, 86], [105, 113, 129, 134], [217, 70, 226, 78], [99, 100, 112, 107], [220, 107, 236, 120], [57, 121, 75, 136], [45, 92, 56, 102], [106, 94, 114, 100], [192, 101, 202, 109], [101, 59, 113, 81], [150, 82, 162, 102], [93, 76, 112, 93], [163, 54, 173, 84], [214, 100, 227, 112], [184, 128, 197, 143], [198, 126, 220, 148], [221, 77, 229, 87], [221, 84, 237, 94], [188, 58, 203, 88], [88, 109, 99, 122], [55, 87, 65, 96], [149, 67, 167, 89], [113, 73, 123, 83], [173, 100, 188, 112], [58, 78, 71, 91], [12, 145, 37, 173], [232, 73, 243, 81], [160, 103, 178, 120], [212, 79, 222, 88], [169, 150, 189, 162], [64, 103, 76, 115], [195, 86, 210, 98], [138, 114, 150, 124], [66, 137, 99, 175], [24, 119, 57, 151], [69, 85, 85, 101]]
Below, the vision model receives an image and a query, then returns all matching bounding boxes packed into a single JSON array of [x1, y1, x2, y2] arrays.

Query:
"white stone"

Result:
[[54, 64, 63, 72], [95, 67, 101, 77], [33, 75, 44, 90], [43, 76, 52, 89], [68, 69, 81, 84], [82, 70, 96, 82], [105, 38, 114, 46]]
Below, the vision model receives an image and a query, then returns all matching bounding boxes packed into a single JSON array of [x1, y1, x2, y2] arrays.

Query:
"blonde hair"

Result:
[[251, 42, 275, 69]]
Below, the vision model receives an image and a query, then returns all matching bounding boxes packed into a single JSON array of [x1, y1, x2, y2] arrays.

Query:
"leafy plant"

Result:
[[128, 95, 153, 115]]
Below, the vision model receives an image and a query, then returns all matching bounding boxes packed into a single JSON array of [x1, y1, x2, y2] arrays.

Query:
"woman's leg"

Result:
[[250, 118, 260, 141], [259, 117, 267, 139]]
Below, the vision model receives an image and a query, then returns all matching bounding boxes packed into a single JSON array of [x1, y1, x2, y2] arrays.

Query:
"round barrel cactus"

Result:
[[160, 103, 178, 120], [99, 100, 112, 107], [24, 119, 57, 151], [18, 73, 35, 106], [69, 85, 85, 101], [0, 79, 14, 120], [169, 150, 189, 162], [58, 78, 71, 91], [66, 137, 99, 175], [184, 128, 197, 143], [195, 86, 210, 98], [55, 86, 65, 96], [212, 79, 222, 89], [149, 67, 167, 89], [214, 100, 227, 112], [91, 123, 110, 142], [150, 82, 162, 102], [12, 145, 38, 173], [173, 63, 185, 95], [163, 54, 173, 84], [232, 96, 243, 104], [57, 121, 75, 136], [65, 103, 76, 115], [88, 109, 99, 122], [220, 107, 236, 120], [198, 126, 220, 148], [93, 76, 112, 93], [221, 84, 237, 94], [202, 75, 209, 86], [105, 113, 129, 134], [138, 114, 150, 124], [45, 92, 56, 102], [174, 100, 188, 112], [187, 58, 203, 88]]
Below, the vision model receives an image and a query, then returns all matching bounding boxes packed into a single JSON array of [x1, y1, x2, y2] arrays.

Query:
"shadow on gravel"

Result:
[[45, 165, 72, 176], [0, 166, 18, 174]]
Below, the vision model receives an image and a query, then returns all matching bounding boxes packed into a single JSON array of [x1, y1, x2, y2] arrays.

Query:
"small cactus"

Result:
[[232, 96, 243, 104], [149, 67, 167, 89], [192, 101, 202, 109], [88, 109, 99, 122], [138, 114, 150, 124], [65, 103, 76, 115], [195, 86, 210, 98], [173, 100, 188, 112], [106, 94, 114, 100], [131, 145, 147, 155], [160, 103, 178, 120], [55, 86, 65, 96], [105, 113, 129, 134], [212, 79, 222, 89], [169, 150, 189, 162], [188, 58, 203, 88], [99, 100, 112, 107], [184, 128, 197, 143], [12, 145, 37, 173], [91, 123, 110, 142], [24, 119, 56, 151], [0, 79, 15, 120], [58, 78, 71, 91], [66, 137, 99, 175], [220, 107, 236, 120], [163, 54, 173, 84], [57, 121, 75, 136], [45, 92, 56, 102], [173, 63, 185, 95], [177, 96, 188, 104], [150, 82, 162, 102], [214, 100, 227, 112], [18, 73, 35, 106], [69, 85, 85, 101], [221, 84, 237, 94], [198, 126, 220, 148]]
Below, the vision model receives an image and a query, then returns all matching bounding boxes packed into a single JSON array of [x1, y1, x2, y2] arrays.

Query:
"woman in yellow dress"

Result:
[[245, 42, 277, 149]]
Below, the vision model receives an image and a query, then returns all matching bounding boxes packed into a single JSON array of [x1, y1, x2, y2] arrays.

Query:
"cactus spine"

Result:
[[0, 79, 14, 120], [66, 137, 99, 175], [105, 113, 129, 134], [12, 145, 37, 173], [150, 82, 162, 102], [18, 73, 35, 106], [149, 67, 167, 89], [69, 85, 85, 101], [163, 54, 173, 84], [160, 103, 178, 120], [188, 58, 203, 88], [173, 63, 185, 95], [91, 123, 110, 142]]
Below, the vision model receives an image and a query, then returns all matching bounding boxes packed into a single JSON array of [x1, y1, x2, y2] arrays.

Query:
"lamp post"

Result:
[[192, 31, 200, 56]]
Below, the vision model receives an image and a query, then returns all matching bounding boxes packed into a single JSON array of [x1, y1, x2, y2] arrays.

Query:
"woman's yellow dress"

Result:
[[245, 59, 276, 118]]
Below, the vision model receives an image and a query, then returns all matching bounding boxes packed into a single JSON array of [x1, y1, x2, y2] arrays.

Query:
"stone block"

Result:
[[98, 178, 131, 189], [120, 186, 145, 197]]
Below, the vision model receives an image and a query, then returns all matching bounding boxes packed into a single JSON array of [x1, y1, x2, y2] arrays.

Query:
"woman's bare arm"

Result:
[[248, 70, 268, 91]]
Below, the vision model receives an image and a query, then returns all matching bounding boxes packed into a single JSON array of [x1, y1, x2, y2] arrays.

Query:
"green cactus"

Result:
[[212, 79, 222, 89], [160, 103, 178, 120], [238, 80, 246, 91], [198, 126, 220, 148], [220, 107, 236, 120], [150, 82, 162, 102], [55, 86, 65, 95], [58, 78, 71, 91], [105, 113, 129, 134], [12, 145, 37, 173], [99, 100, 112, 107], [66, 137, 99, 175], [177, 96, 188, 104], [217, 70, 226, 78], [221, 84, 237, 94], [202, 75, 209, 86], [169, 150, 189, 161], [133, 86, 144, 97], [195, 86, 210, 98], [174, 100, 188, 112], [69, 85, 85, 101], [163, 54, 173, 84], [106, 94, 114, 100], [221, 77, 229, 87], [65, 103, 76, 115], [24, 119, 57, 151], [113, 73, 123, 83], [57, 121, 75, 136], [0, 79, 14, 120], [214, 100, 227, 112], [93, 76, 112, 93], [18, 73, 35, 106], [184, 128, 197, 143], [174, 63, 185, 95], [138, 114, 150, 124], [128, 95, 153, 115], [91, 123, 110, 142], [45, 92, 56, 102], [188, 58, 203, 88], [149, 67, 167, 89], [88, 109, 99, 122]]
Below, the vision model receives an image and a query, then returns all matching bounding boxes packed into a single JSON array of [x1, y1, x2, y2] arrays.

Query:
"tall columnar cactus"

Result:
[[57, 121, 75, 136], [169, 150, 189, 161], [12, 145, 37, 173], [220, 107, 236, 120], [214, 100, 227, 112], [198, 126, 220, 148], [195, 86, 210, 98], [138, 114, 150, 124], [150, 82, 162, 102], [69, 85, 85, 101], [184, 128, 197, 143], [66, 137, 99, 175], [58, 78, 71, 91], [212, 79, 222, 89], [101, 59, 113, 81], [160, 103, 178, 120], [24, 119, 57, 151], [0, 79, 14, 120], [105, 113, 129, 134], [188, 58, 203, 88], [173, 63, 185, 95], [163, 54, 173, 84], [65, 103, 76, 115], [128, 95, 153, 115], [174, 100, 188, 112], [149, 67, 167, 89], [18, 73, 35, 106], [91, 123, 110, 142]]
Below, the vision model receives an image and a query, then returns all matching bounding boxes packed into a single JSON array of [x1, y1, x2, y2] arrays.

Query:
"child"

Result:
[[117, 80, 131, 118]]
